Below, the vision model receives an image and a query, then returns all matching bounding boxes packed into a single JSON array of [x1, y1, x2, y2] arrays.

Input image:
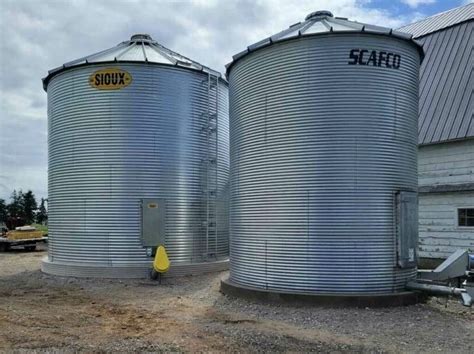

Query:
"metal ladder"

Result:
[[202, 72, 219, 260]]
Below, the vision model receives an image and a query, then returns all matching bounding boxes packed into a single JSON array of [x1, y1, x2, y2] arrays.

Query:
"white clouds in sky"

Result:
[[401, 0, 436, 8], [0, 0, 431, 200]]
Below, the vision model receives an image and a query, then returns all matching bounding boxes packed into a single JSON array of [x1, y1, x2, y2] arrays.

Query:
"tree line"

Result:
[[0, 190, 47, 227]]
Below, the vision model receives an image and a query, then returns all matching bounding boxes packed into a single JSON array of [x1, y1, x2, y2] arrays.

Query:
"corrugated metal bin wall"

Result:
[[229, 33, 421, 294], [45, 60, 229, 277]]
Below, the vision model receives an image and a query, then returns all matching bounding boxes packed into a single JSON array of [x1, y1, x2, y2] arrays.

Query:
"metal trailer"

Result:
[[226, 11, 423, 295], [0, 237, 48, 252], [42, 34, 229, 278]]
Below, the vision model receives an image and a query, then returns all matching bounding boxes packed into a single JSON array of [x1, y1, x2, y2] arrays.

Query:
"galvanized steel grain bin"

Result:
[[42, 34, 229, 278], [226, 12, 423, 294]]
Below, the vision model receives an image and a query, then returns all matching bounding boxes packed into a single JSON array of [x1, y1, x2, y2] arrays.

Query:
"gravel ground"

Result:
[[0, 245, 472, 352]]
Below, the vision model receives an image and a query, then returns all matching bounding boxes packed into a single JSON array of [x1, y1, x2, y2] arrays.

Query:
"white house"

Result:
[[399, 4, 473, 266]]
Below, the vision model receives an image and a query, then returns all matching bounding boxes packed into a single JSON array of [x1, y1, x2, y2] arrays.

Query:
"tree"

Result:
[[22, 190, 37, 225], [0, 199, 7, 223], [36, 198, 48, 225], [2, 190, 44, 228], [7, 190, 23, 219]]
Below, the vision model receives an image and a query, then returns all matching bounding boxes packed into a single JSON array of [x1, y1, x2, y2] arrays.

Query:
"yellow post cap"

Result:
[[153, 245, 170, 273]]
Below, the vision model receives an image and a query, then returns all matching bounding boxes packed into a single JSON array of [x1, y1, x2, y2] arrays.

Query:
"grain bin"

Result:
[[224, 11, 423, 297], [42, 34, 229, 278]]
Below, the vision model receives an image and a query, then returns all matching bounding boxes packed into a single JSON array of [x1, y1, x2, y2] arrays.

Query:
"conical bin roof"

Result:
[[43, 33, 222, 90], [226, 10, 423, 75]]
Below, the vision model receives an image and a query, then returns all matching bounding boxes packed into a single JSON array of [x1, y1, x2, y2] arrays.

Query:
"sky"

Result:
[[0, 0, 470, 202]]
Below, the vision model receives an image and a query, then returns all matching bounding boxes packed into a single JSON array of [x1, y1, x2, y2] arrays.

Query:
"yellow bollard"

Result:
[[151, 245, 170, 283]]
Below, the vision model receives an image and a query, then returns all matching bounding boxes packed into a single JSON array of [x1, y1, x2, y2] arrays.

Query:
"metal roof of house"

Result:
[[43, 34, 223, 90], [399, 5, 473, 145], [398, 3, 473, 38], [226, 10, 422, 74]]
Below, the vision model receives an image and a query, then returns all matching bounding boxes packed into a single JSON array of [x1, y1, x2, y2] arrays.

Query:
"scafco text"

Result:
[[348, 49, 401, 69]]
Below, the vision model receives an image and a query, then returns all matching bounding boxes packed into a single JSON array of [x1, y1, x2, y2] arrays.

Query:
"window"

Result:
[[458, 208, 474, 227]]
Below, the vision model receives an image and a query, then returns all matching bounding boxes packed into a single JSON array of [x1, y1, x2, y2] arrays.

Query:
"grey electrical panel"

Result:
[[395, 191, 418, 268], [141, 198, 166, 247]]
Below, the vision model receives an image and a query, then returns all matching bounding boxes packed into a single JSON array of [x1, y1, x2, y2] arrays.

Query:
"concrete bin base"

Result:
[[221, 277, 424, 308]]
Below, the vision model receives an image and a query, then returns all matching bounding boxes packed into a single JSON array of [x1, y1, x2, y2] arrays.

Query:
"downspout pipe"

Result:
[[406, 281, 465, 296], [407, 281, 472, 307]]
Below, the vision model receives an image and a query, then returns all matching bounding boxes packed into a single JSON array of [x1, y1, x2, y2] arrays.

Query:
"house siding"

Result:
[[418, 139, 474, 259]]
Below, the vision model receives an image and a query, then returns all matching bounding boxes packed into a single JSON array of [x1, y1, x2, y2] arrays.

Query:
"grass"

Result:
[[32, 223, 48, 235]]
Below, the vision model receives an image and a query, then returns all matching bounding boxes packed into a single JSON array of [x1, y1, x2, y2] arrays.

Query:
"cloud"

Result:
[[0, 0, 427, 201], [401, 0, 436, 8]]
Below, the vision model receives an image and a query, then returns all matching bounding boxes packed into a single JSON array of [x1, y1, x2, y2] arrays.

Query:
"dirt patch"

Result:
[[0, 246, 472, 352]]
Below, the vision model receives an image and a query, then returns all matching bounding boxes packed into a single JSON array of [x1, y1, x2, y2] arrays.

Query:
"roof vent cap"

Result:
[[305, 10, 333, 21], [130, 34, 153, 42]]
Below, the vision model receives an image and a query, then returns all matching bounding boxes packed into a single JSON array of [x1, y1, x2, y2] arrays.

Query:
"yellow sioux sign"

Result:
[[89, 68, 132, 90]]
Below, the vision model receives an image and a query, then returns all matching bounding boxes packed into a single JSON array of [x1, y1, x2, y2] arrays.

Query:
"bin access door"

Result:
[[141, 198, 166, 247], [395, 191, 418, 268]]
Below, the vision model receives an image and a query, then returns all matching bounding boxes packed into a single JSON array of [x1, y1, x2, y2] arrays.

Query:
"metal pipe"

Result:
[[407, 281, 465, 296]]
